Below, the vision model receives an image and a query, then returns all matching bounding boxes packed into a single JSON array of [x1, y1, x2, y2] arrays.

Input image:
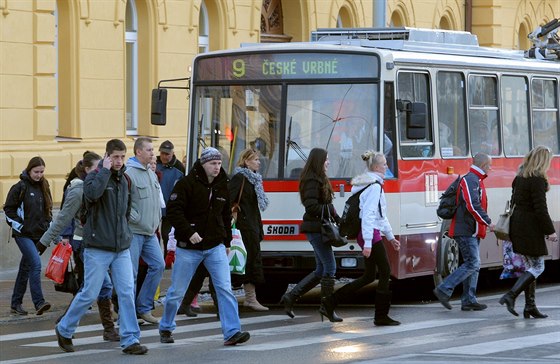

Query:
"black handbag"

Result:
[[321, 205, 348, 248], [54, 259, 79, 294]]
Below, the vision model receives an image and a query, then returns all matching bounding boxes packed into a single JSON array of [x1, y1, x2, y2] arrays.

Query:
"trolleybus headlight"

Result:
[[340, 258, 357, 268]]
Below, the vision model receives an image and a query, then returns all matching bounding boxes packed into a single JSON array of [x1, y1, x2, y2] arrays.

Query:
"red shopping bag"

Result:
[[45, 242, 73, 284]]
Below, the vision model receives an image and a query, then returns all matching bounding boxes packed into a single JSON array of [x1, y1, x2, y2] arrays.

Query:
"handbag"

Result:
[[228, 225, 247, 275], [499, 240, 526, 279], [321, 205, 348, 248], [45, 241, 73, 284], [494, 200, 514, 241], [54, 258, 79, 294], [231, 177, 246, 225]]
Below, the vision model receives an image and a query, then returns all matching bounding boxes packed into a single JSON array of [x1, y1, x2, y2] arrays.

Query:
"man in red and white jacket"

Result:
[[434, 153, 495, 312]]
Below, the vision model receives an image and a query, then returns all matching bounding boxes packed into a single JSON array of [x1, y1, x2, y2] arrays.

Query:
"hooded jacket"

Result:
[[82, 164, 132, 252], [351, 171, 395, 248], [166, 160, 232, 250], [4, 171, 52, 240], [39, 178, 85, 247], [125, 157, 162, 235], [449, 165, 491, 239]]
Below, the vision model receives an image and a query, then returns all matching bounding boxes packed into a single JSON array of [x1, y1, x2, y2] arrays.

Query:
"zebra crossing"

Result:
[[1, 307, 559, 364]]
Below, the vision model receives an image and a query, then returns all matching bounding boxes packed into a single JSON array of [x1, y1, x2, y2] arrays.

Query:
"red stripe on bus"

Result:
[[263, 157, 559, 193]]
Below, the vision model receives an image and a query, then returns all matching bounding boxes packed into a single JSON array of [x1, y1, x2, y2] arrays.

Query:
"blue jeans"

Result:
[[74, 237, 113, 300], [57, 248, 140, 349], [437, 236, 481, 305], [129, 233, 165, 314], [307, 233, 336, 278], [160, 245, 241, 341], [12, 237, 46, 309]]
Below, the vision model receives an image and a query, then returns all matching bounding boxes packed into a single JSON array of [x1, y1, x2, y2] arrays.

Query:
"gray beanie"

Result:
[[200, 147, 222, 165]]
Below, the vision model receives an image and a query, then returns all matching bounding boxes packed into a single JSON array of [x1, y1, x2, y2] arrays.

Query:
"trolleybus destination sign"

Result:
[[194, 52, 379, 81]]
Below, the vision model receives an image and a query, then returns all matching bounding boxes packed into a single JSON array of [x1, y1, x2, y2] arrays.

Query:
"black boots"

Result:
[[523, 281, 548, 319], [98, 298, 119, 341], [374, 291, 400, 326], [499, 271, 535, 316], [318, 278, 343, 322], [280, 272, 320, 318]]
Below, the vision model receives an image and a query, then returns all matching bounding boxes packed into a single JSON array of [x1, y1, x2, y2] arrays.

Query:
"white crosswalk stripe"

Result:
[[2, 312, 559, 363]]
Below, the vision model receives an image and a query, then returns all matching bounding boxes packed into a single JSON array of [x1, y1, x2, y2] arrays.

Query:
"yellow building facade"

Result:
[[1, 0, 559, 207]]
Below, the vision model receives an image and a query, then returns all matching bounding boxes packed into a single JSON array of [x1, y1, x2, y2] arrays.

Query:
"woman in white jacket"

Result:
[[322, 151, 401, 326]]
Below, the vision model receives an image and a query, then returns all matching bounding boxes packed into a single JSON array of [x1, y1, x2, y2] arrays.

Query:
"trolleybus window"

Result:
[[286, 83, 379, 179], [468, 75, 500, 156], [501, 76, 531, 156], [532, 78, 559, 154], [436, 71, 468, 157], [397, 71, 434, 158], [192, 84, 282, 177]]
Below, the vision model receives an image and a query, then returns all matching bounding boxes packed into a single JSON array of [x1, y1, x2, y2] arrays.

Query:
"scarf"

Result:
[[233, 166, 269, 211]]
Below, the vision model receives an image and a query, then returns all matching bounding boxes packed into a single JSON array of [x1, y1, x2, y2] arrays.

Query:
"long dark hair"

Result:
[[61, 151, 101, 208], [298, 148, 333, 203], [25, 156, 52, 218]]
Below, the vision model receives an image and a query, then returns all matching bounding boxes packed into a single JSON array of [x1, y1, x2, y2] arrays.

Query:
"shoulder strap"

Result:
[[236, 176, 246, 205]]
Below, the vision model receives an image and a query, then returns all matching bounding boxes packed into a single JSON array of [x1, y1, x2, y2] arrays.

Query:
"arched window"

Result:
[[517, 23, 530, 50], [439, 16, 451, 30], [125, 0, 138, 134], [199, 1, 209, 53], [390, 11, 404, 27], [337, 7, 352, 28]]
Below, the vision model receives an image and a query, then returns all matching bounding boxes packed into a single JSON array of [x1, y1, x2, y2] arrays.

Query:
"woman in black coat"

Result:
[[4, 156, 53, 316], [499, 146, 558, 318], [229, 148, 269, 311], [280, 148, 342, 322]]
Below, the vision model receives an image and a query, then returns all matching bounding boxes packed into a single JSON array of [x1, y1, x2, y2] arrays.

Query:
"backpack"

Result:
[[339, 182, 381, 239], [436, 175, 463, 219]]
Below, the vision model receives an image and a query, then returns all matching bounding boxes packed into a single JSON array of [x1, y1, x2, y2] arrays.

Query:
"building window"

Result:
[[199, 1, 209, 53], [125, 0, 138, 134]]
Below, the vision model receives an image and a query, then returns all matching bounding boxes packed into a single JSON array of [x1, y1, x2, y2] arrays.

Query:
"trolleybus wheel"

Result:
[[433, 220, 460, 286]]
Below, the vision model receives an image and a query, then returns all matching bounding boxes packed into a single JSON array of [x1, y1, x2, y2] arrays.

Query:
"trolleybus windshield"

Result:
[[191, 51, 384, 179]]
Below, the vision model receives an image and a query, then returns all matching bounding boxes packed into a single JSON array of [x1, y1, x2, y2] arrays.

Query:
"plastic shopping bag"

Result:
[[228, 226, 247, 275], [500, 240, 526, 279], [45, 242, 73, 284]]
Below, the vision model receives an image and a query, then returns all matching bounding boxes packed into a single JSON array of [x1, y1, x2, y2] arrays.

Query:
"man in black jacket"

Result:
[[158, 147, 250, 346]]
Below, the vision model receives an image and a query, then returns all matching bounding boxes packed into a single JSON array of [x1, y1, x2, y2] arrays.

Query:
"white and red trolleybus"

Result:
[[153, 27, 559, 302]]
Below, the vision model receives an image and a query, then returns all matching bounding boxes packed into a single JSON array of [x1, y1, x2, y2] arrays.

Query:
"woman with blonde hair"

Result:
[[323, 150, 401, 325], [229, 148, 270, 311], [499, 146, 558, 318]]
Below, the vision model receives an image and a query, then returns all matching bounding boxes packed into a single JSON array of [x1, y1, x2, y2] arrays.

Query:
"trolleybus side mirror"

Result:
[[151, 88, 168, 125], [406, 102, 427, 139]]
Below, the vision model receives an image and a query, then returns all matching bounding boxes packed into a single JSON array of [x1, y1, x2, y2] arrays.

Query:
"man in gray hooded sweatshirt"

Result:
[[125, 137, 165, 324]]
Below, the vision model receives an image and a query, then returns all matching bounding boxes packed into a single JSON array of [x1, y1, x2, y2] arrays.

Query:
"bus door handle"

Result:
[[339, 184, 345, 197]]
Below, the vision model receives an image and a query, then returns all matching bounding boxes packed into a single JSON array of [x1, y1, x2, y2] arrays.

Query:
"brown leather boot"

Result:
[[98, 298, 119, 342]]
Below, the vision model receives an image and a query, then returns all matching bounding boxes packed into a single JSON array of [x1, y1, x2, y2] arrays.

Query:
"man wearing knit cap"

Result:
[[159, 147, 250, 346]]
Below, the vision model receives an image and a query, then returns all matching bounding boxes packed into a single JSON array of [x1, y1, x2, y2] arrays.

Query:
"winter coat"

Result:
[[449, 166, 491, 239], [300, 175, 338, 233], [351, 171, 395, 248], [82, 165, 132, 252], [125, 157, 162, 235], [166, 160, 232, 250], [156, 155, 185, 216], [510, 176, 555, 256], [229, 172, 265, 284], [4, 171, 52, 240], [39, 178, 85, 247]]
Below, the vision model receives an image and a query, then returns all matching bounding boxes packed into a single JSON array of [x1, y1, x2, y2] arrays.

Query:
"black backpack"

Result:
[[339, 182, 381, 239], [436, 175, 463, 219]]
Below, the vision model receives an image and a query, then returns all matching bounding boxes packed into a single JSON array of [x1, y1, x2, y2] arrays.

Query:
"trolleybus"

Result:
[[153, 27, 560, 302]]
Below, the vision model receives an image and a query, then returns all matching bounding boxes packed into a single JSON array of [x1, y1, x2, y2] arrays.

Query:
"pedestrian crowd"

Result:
[[3, 139, 557, 355]]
